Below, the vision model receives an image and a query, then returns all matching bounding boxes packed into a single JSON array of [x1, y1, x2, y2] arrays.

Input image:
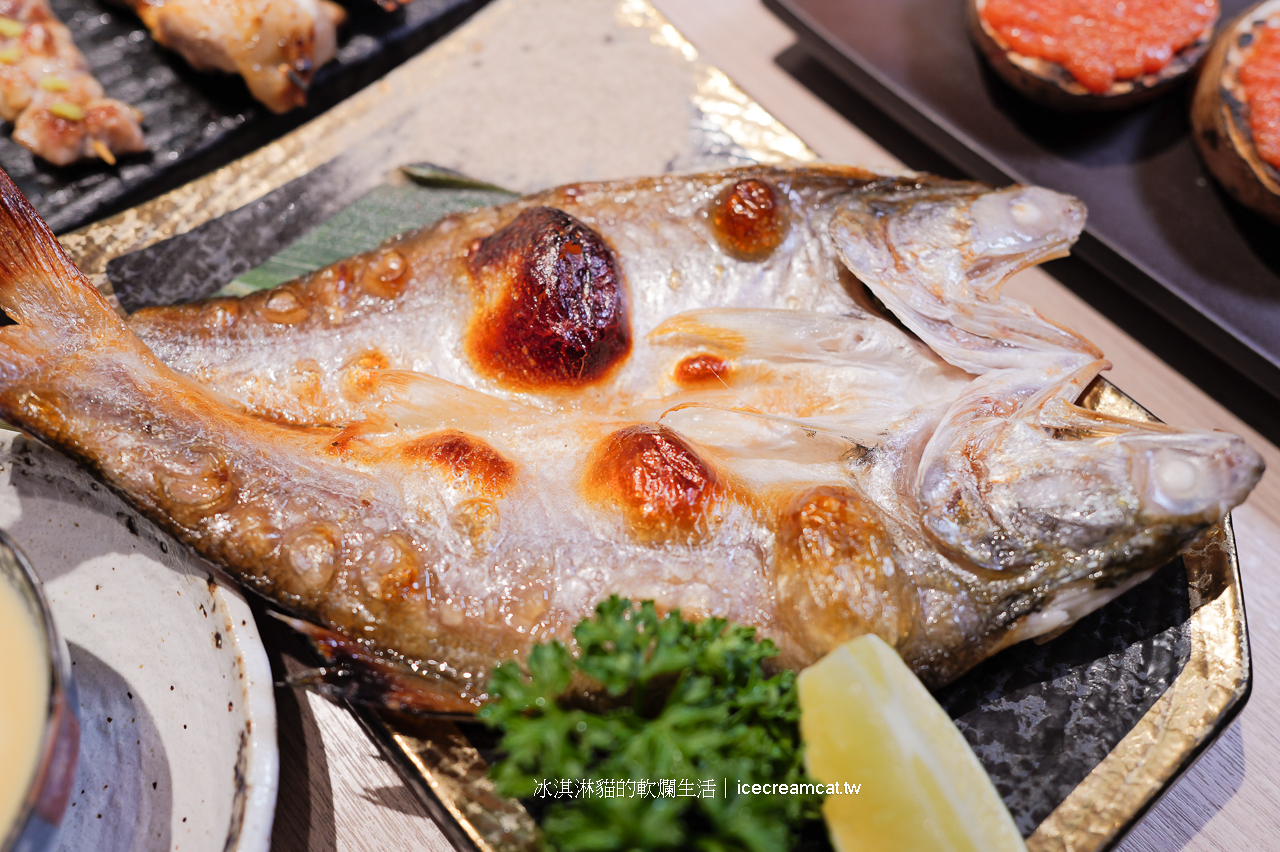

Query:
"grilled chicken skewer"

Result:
[[0, 0, 144, 165], [121, 0, 346, 113], [0, 167, 1262, 712]]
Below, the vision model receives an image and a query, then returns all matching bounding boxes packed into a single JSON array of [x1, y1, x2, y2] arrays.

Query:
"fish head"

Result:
[[964, 185, 1087, 283], [833, 182, 1086, 298], [1124, 431, 1264, 528], [921, 383, 1264, 599], [830, 181, 1091, 375], [911, 381, 1263, 666]]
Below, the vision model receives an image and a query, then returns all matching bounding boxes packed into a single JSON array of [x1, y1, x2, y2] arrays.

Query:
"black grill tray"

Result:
[[765, 0, 1280, 402], [1, 0, 486, 234]]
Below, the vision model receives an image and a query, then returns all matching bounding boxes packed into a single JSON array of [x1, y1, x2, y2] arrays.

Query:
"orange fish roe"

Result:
[[982, 0, 1218, 94], [1241, 19, 1280, 171]]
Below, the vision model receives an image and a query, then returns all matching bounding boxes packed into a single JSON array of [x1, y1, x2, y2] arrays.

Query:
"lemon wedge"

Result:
[[798, 634, 1027, 852]]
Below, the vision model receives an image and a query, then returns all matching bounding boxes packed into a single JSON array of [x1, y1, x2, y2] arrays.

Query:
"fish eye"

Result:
[[1009, 200, 1043, 226], [1152, 453, 1201, 497]]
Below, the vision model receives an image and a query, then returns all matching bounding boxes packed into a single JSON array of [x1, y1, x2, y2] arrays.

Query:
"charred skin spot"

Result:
[[465, 207, 631, 390], [401, 430, 516, 497], [775, 486, 917, 662], [710, 178, 788, 262], [583, 425, 725, 545], [675, 354, 731, 387]]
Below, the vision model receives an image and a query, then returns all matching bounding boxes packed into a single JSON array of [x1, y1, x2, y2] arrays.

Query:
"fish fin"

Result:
[[830, 183, 1099, 374], [1020, 359, 1177, 436], [355, 370, 536, 437], [274, 613, 481, 716], [0, 169, 127, 381], [648, 308, 931, 369], [657, 400, 880, 450]]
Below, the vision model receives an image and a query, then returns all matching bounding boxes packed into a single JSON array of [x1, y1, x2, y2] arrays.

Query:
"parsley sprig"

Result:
[[480, 596, 822, 852]]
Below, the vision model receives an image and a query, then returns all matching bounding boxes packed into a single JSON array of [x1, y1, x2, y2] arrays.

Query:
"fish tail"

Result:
[[0, 169, 124, 382], [0, 174, 491, 715]]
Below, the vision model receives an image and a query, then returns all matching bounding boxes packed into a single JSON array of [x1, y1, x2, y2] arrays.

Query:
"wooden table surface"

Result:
[[261, 1, 1280, 850]]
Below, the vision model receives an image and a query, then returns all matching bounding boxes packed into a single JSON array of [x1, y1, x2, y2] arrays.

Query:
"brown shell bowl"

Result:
[[967, 0, 1218, 112], [1192, 0, 1280, 226]]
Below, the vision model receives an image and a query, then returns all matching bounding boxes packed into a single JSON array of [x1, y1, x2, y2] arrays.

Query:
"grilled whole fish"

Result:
[[0, 166, 1262, 711]]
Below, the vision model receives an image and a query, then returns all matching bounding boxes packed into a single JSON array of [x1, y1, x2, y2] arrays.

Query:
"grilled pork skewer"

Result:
[[0, 167, 1262, 712], [120, 0, 346, 113], [0, 0, 144, 165]]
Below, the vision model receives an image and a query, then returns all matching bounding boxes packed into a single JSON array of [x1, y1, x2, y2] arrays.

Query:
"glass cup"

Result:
[[0, 530, 79, 852]]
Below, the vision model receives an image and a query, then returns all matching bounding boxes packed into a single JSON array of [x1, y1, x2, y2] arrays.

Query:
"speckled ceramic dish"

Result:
[[0, 432, 278, 852]]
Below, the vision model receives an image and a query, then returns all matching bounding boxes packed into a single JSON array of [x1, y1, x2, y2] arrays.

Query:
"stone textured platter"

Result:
[[0, 431, 278, 852], [43, 2, 1251, 851]]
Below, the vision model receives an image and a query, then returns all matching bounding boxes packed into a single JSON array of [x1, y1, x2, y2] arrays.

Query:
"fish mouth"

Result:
[[834, 180, 1088, 293], [965, 185, 1086, 277], [977, 432, 1259, 649], [1129, 434, 1265, 525], [968, 186, 1086, 245]]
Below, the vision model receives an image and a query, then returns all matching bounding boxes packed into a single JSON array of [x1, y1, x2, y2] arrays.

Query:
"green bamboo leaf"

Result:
[[400, 162, 514, 192], [217, 171, 516, 297]]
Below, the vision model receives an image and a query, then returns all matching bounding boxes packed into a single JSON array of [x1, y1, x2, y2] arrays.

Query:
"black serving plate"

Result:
[[0, 0, 487, 234], [765, 0, 1280, 403]]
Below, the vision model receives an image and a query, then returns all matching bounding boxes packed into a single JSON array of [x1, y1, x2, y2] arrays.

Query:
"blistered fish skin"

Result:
[[0, 165, 1262, 709]]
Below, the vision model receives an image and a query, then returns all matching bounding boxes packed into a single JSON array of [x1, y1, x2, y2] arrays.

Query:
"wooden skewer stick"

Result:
[[91, 138, 116, 166]]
